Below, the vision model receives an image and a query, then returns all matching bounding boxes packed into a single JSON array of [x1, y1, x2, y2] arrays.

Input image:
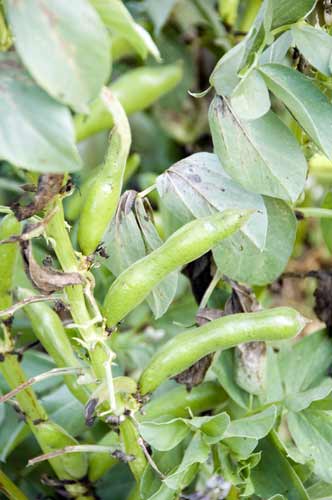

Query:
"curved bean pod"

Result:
[[139, 307, 306, 395], [17, 288, 90, 404], [74, 64, 182, 142], [103, 209, 253, 327], [78, 90, 131, 255]]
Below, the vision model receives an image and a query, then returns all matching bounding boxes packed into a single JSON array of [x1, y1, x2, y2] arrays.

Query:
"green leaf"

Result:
[[91, 0, 160, 60], [225, 406, 277, 440], [259, 64, 332, 159], [213, 196, 297, 285], [156, 152, 267, 251], [285, 379, 332, 413], [230, 69, 271, 121], [141, 447, 183, 499], [209, 95, 307, 202], [251, 431, 309, 499], [259, 31, 293, 65], [292, 25, 332, 76], [164, 432, 210, 490], [213, 349, 250, 409], [145, 0, 177, 35], [288, 409, 332, 483], [189, 412, 230, 444], [307, 480, 332, 499], [5, 0, 110, 113], [104, 194, 178, 318], [271, 0, 316, 29], [278, 330, 332, 399], [241, 0, 274, 69], [139, 418, 190, 451], [210, 41, 246, 96], [0, 53, 81, 173], [321, 192, 332, 253]]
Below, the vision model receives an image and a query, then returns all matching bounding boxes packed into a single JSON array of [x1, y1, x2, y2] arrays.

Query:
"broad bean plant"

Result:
[[1, 1, 332, 499]]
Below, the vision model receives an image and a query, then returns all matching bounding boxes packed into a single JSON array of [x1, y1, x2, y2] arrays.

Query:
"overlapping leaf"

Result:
[[259, 64, 332, 159], [271, 0, 316, 29], [214, 196, 296, 285], [5, 0, 111, 113], [156, 152, 267, 251], [0, 54, 81, 173], [91, 0, 160, 60], [292, 25, 332, 76], [209, 95, 307, 202], [104, 193, 178, 318]]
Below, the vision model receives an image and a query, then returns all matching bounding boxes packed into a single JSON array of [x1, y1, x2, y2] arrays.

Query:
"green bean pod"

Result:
[[139, 307, 306, 395], [78, 91, 131, 255], [103, 209, 252, 327], [0, 214, 20, 310], [119, 418, 147, 482], [140, 381, 227, 420], [17, 288, 90, 404], [74, 64, 182, 142], [88, 431, 118, 482], [65, 153, 140, 222]]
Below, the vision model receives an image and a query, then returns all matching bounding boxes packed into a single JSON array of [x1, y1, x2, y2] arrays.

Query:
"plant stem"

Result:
[[0, 469, 28, 500], [297, 207, 332, 219], [46, 200, 109, 381]]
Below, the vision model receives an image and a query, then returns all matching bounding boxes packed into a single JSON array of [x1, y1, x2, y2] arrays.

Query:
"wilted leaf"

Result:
[[13, 174, 64, 221], [0, 53, 81, 173], [21, 240, 83, 293], [209, 96, 307, 202], [5, 0, 111, 112]]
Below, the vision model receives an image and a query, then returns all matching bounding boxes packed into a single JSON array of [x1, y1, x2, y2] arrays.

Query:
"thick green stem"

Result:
[[46, 201, 109, 381], [297, 207, 332, 219], [0, 469, 28, 500]]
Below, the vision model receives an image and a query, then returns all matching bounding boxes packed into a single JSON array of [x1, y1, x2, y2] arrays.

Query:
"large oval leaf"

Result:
[[5, 0, 111, 113], [271, 0, 316, 29], [209, 96, 307, 202], [156, 152, 268, 251], [259, 64, 332, 159], [213, 196, 296, 285], [0, 54, 81, 173]]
